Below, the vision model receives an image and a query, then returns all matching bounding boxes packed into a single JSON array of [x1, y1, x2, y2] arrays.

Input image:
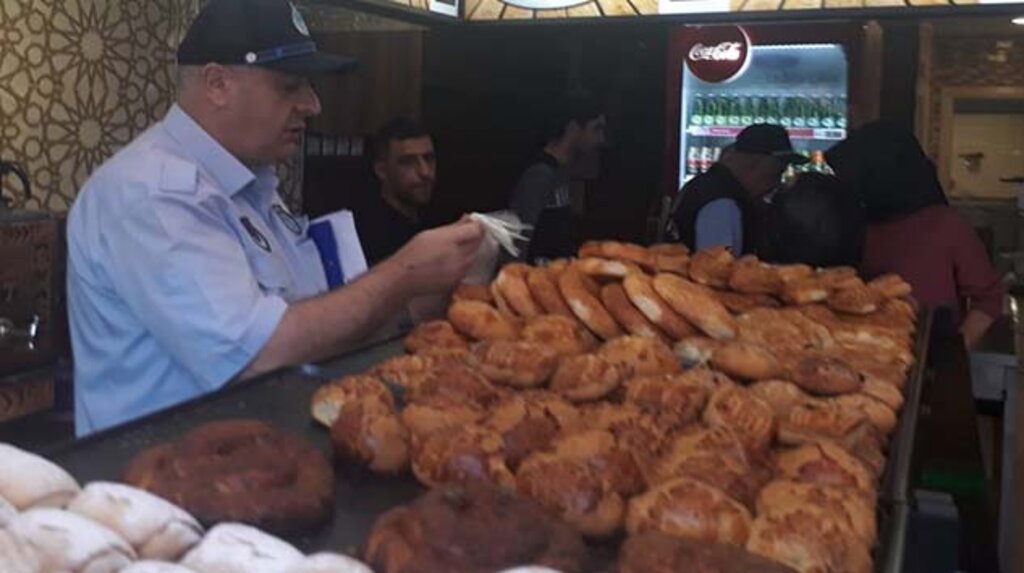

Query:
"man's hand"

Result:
[[388, 219, 485, 296]]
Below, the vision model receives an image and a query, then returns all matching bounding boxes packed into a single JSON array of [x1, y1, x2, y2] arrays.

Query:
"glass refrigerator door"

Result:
[[678, 43, 849, 189]]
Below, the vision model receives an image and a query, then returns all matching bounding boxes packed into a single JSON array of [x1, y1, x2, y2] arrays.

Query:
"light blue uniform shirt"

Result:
[[67, 105, 328, 437], [695, 198, 743, 253]]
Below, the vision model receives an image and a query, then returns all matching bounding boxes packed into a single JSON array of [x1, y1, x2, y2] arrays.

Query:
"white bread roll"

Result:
[[0, 443, 80, 509], [120, 561, 198, 573], [67, 482, 203, 561], [285, 553, 374, 573], [9, 508, 135, 573], [0, 494, 17, 527], [181, 523, 303, 573], [0, 528, 43, 573]]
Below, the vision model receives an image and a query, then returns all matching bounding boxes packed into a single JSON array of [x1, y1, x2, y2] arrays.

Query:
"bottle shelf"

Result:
[[686, 125, 847, 141]]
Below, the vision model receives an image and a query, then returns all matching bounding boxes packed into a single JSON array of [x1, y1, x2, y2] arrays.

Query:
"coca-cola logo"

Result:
[[685, 26, 751, 84], [688, 42, 743, 62]]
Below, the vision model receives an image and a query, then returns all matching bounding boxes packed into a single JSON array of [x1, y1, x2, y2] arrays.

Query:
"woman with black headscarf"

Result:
[[826, 121, 1005, 349]]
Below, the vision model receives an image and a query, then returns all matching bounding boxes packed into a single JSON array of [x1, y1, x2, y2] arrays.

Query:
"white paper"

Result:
[[311, 210, 368, 284]]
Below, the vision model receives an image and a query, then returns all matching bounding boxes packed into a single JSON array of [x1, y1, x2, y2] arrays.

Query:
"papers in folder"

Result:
[[308, 210, 368, 289]]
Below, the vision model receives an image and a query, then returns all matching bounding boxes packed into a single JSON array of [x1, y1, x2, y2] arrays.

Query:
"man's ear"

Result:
[[200, 64, 232, 108]]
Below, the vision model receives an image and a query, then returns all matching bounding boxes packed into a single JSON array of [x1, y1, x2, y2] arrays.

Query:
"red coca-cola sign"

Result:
[[685, 26, 751, 84]]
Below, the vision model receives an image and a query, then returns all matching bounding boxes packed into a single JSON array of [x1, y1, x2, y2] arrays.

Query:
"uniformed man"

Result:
[[66, 0, 484, 436]]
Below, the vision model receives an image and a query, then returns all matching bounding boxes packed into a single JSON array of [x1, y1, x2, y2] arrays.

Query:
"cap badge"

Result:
[[245, 52, 257, 64], [291, 3, 310, 37]]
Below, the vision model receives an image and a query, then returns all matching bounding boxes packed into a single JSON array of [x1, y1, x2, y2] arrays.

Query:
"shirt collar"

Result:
[[162, 104, 256, 196]]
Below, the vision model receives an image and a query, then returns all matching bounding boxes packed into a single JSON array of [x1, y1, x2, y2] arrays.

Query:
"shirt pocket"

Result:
[[244, 247, 295, 300]]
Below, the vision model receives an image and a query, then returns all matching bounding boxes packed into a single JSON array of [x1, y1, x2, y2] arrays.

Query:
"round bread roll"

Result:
[[622, 273, 697, 340], [521, 315, 599, 357], [10, 508, 136, 573], [597, 335, 681, 379], [310, 376, 394, 428], [831, 393, 898, 436], [67, 481, 202, 561], [576, 257, 639, 280], [411, 425, 515, 489], [780, 276, 831, 305], [828, 285, 884, 315], [688, 246, 735, 288], [330, 394, 411, 474], [652, 273, 737, 340], [121, 563, 199, 573], [778, 400, 872, 450], [0, 494, 16, 527], [601, 283, 668, 341], [817, 266, 862, 289], [868, 273, 912, 299], [453, 283, 494, 304], [862, 378, 905, 411], [712, 289, 781, 315], [549, 354, 624, 403], [672, 336, 721, 367], [558, 265, 623, 340], [728, 256, 783, 295], [648, 243, 690, 275], [775, 442, 875, 493], [363, 482, 587, 573], [401, 395, 486, 441], [788, 354, 864, 396], [579, 240, 656, 270], [285, 553, 374, 573], [624, 373, 712, 430], [618, 531, 798, 573], [526, 266, 575, 318], [747, 513, 872, 573], [471, 340, 561, 389], [737, 308, 831, 352], [404, 363, 501, 408], [757, 480, 876, 546], [0, 442, 81, 510], [586, 406, 670, 485], [626, 476, 753, 546], [747, 380, 812, 417], [181, 523, 303, 573], [484, 393, 580, 468], [370, 353, 464, 392], [775, 263, 814, 284], [122, 420, 335, 534], [404, 320, 468, 354], [0, 528, 43, 573], [495, 264, 543, 318], [703, 385, 776, 455], [447, 300, 520, 341], [710, 342, 783, 380]]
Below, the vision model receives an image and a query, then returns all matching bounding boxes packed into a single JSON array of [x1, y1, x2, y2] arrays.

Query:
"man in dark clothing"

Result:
[[352, 118, 436, 266], [666, 124, 807, 255], [509, 94, 607, 262]]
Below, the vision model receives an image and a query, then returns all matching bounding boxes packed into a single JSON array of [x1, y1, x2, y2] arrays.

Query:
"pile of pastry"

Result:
[[312, 242, 916, 573]]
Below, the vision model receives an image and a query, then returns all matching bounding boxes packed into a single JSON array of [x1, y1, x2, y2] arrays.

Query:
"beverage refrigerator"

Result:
[[664, 23, 879, 193]]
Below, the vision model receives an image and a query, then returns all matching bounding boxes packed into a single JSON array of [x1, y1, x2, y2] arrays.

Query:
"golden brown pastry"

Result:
[[828, 285, 884, 315], [494, 264, 543, 318], [831, 394, 898, 436], [453, 283, 494, 304], [401, 394, 487, 441], [775, 442, 875, 493], [780, 276, 831, 305], [484, 393, 580, 468], [404, 320, 469, 355], [861, 378, 905, 411], [648, 243, 691, 275], [756, 480, 876, 546], [625, 373, 712, 430], [549, 354, 624, 403], [602, 283, 669, 341], [448, 300, 520, 341], [589, 406, 671, 485], [618, 531, 798, 573], [597, 335, 681, 378], [406, 363, 502, 408], [471, 341, 561, 389], [331, 394, 411, 474], [868, 273, 913, 299], [747, 380, 812, 417], [558, 265, 623, 340], [673, 336, 722, 366], [777, 401, 872, 450], [311, 376, 395, 428], [577, 257, 638, 280], [775, 264, 814, 284], [622, 273, 698, 340], [747, 512, 872, 573], [363, 483, 587, 573], [711, 342, 784, 381], [411, 425, 515, 489], [729, 256, 783, 295], [703, 385, 776, 455], [579, 240, 657, 270], [626, 477, 753, 546], [787, 353, 863, 396], [714, 290, 782, 314], [520, 315, 599, 357], [689, 246, 736, 288], [737, 310, 817, 351], [526, 266, 575, 319], [653, 273, 737, 340]]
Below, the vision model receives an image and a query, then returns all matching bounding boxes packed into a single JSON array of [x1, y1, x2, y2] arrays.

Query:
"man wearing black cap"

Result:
[[65, 0, 484, 436], [666, 124, 808, 255]]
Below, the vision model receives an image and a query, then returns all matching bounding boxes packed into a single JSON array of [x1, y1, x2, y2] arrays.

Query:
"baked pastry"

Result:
[[484, 393, 580, 468], [405, 363, 501, 407], [746, 513, 872, 573], [703, 385, 776, 455], [471, 340, 561, 388], [737, 309, 827, 352], [780, 276, 831, 305], [577, 257, 638, 280], [618, 531, 798, 573], [121, 562, 199, 573], [777, 401, 873, 450], [713, 290, 781, 314], [516, 430, 643, 538], [775, 263, 814, 284], [10, 508, 136, 573], [788, 354, 863, 396], [411, 424, 515, 488], [626, 476, 753, 546], [181, 523, 303, 573], [862, 378, 905, 411], [816, 266, 862, 289], [521, 315, 599, 357], [0, 442, 81, 510], [122, 420, 335, 533], [0, 528, 42, 573], [448, 300, 520, 341], [673, 336, 722, 366], [597, 335, 681, 378], [652, 273, 737, 340], [286, 553, 374, 573], [579, 240, 656, 269], [67, 481, 202, 561], [831, 393, 898, 436], [624, 373, 712, 430], [601, 283, 669, 341], [453, 283, 494, 304], [311, 375, 394, 428], [401, 394, 486, 440], [711, 342, 783, 380], [363, 482, 587, 573], [775, 442, 875, 493], [689, 246, 735, 288], [495, 263, 543, 318], [558, 265, 623, 340], [757, 480, 876, 546], [868, 274, 912, 298], [622, 273, 697, 340], [404, 320, 469, 354], [748, 380, 812, 416], [828, 285, 884, 315], [330, 392, 411, 474], [549, 354, 624, 402], [729, 256, 783, 295], [526, 266, 575, 318]]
